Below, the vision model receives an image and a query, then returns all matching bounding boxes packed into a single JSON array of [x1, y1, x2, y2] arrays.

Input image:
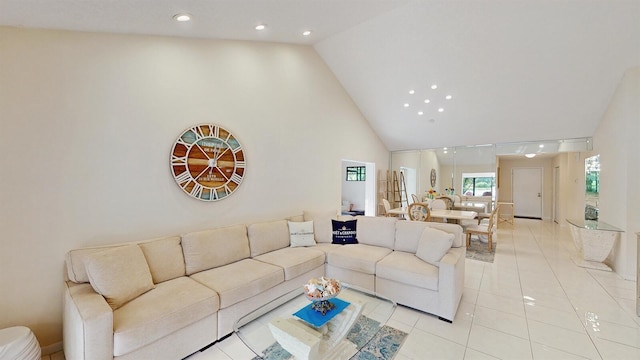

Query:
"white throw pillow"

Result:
[[83, 244, 155, 310], [415, 227, 454, 266], [288, 221, 316, 247]]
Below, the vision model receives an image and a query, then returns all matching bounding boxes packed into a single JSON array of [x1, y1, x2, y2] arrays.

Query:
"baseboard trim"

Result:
[[41, 341, 63, 356]]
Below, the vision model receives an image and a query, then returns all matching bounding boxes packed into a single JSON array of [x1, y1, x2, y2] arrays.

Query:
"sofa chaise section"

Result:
[[375, 220, 465, 322]]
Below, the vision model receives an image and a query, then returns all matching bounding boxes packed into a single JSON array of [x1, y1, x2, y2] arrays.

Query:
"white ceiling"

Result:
[[1, 0, 638, 151]]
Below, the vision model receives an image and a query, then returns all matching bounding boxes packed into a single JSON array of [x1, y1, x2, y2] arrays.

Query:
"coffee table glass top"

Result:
[[234, 284, 396, 360]]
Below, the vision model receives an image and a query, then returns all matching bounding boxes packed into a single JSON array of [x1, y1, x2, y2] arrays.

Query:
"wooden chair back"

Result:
[[408, 202, 431, 221]]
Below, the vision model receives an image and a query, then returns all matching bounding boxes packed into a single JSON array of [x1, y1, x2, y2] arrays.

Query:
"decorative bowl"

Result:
[[303, 277, 341, 315]]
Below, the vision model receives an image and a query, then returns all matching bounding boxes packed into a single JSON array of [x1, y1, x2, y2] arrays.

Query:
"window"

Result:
[[462, 172, 495, 197], [346, 166, 366, 181]]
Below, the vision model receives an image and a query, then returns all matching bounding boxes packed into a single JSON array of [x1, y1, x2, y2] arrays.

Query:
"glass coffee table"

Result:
[[234, 284, 396, 360]]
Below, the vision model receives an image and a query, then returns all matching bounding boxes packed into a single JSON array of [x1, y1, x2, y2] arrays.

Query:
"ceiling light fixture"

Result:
[[302, 30, 312, 36], [525, 153, 536, 158], [424, 99, 430, 103], [539, 144, 544, 148], [446, 95, 452, 100], [438, 108, 444, 112], [409, 90, 415, 94], [418, 111, 424, 115], [431, 84, 438, 90], [403, 103, 409, 108], [255, 24, 266, 30], [173, 14, 192, 22]]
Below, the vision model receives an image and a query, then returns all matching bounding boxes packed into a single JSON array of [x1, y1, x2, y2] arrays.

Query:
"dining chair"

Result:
[[430, 199, 447, 210], [464, 204, 499, 251], [408, 202, 431, 221], [429, 199, 447, 223], [437, 196, 454, 209], [411, 194, 419, 204], [381, 198, 393, 217], [452, 194, 462, 206]]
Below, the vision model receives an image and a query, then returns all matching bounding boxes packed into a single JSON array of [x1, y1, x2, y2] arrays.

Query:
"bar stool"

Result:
[[0, 326, 41, 360]]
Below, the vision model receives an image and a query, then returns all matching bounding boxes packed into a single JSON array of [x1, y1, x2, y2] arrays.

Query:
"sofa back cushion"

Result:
[[138, 236, 186, 284], [182, 224, 250, 275], [355, 216, 396, 249], [303, 210, 339, 243], [247, 220, 291, 257], [395, 221, 431, 253], [395, 221, 464, 252], [83, 244, 155, 310], [66, 244, 133, 283]]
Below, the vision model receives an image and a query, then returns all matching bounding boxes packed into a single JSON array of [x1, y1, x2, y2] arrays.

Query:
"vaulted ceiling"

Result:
[[1, 0, 638, 151]]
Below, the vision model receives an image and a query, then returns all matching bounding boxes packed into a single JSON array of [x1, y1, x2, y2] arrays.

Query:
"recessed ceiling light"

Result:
[[409, 90, 415, 95], [302, 30, 312, 36], [445, 95, 452, 100], [403, 103, 409, 108], [443, 147, 448, 150], [418, 111, 424, 115], [539, 144, 544, 148], [255, 24, 266, 30], [173, 14, 192, 22], [438, 108, 444, 112], [431, 84, 438, 90], [424, 99, 430, 103], [525, 154, 536, 158]]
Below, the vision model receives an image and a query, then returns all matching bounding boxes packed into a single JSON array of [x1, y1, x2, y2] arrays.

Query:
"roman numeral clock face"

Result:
[[171, 124, 246, 201]]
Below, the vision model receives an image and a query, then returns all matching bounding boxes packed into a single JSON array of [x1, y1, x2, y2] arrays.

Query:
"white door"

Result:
[[512, 168, 542, 219]]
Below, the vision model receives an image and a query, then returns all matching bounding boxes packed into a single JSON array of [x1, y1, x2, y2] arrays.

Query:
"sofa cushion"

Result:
[[303, 210, 338, 243], [326, 244, 392, 274], [288, 221, 316, 247], [83, 245, 155, 310], [248, 220, 291, 257], [254, 247, 325, 280], [112, 277, 219, 357], [182, 224, 250, 275], [190, 259, 284, 308], [139, 236, 186, 284], [395, 221, 430, 253], [355, 216, 396, 249], [331, 219, 358, 245], [415, 227, 454, 266], [376, 251, 439, 291], [424, 223, 464, 248]]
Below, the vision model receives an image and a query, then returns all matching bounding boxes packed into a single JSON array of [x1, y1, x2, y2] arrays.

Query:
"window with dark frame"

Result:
[[346, 166, 366, 181]]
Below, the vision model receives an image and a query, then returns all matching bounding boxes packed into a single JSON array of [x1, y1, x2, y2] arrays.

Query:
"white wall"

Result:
[[593, 67, 639, 280], [0, 27, 389, 346]]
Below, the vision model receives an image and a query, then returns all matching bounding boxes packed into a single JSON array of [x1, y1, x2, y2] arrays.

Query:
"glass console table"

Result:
[[567, 218, 624, 271]]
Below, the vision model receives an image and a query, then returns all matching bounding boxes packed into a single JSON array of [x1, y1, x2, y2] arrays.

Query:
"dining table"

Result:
[[387, 207, 477, 222], [430, 209, 478, 222]]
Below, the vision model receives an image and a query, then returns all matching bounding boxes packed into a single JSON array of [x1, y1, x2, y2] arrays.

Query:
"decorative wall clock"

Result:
[[430, 168, 437, 187], [170, 124, 245, 201]]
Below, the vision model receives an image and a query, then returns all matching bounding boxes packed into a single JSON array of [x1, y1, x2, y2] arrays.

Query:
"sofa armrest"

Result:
[[436, 247, 466, 321], [63, 281, 113, 360]]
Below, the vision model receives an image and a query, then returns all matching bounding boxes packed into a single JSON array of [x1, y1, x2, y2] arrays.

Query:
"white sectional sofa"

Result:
[[63, 213, 465, 359]]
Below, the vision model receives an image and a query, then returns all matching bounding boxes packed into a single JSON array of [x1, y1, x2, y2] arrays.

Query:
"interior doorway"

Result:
[[512, 167, 543, 219], [341, 160, 376, 216]]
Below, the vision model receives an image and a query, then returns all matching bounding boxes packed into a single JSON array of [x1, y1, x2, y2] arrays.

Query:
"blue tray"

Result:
[[293, 298, 350, 327]]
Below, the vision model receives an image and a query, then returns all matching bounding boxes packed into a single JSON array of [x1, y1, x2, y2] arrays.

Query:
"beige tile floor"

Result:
[[43, 218, 640, 360]]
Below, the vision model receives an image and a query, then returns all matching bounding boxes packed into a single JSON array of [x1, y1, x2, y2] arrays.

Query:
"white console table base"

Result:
[[568, 219, 622, 272]]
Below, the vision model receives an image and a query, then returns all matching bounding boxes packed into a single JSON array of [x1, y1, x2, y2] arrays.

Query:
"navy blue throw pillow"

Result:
[[331, 220, 358, 245]]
